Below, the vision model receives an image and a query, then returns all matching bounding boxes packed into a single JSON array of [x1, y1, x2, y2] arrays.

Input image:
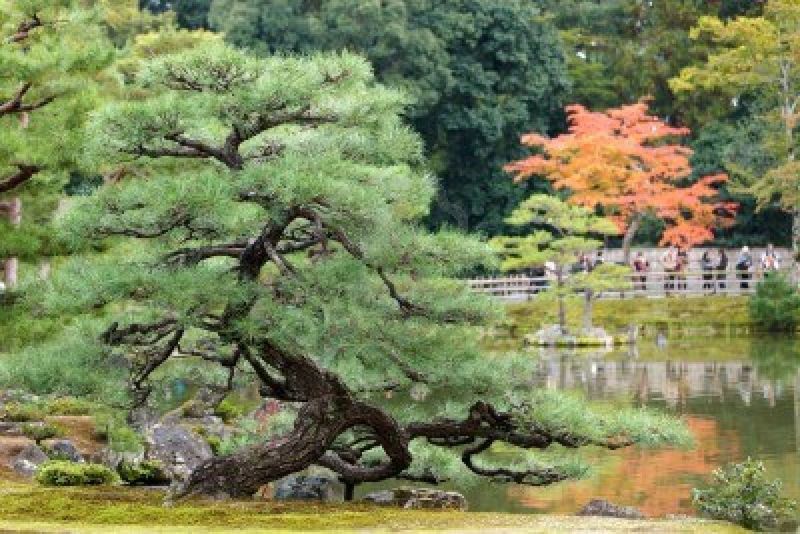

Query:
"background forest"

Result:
[[140, 0, 790, 245]]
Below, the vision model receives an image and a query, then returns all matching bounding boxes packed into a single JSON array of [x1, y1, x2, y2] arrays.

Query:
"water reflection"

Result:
[[358, 337, 800, 516], [505, 337, 800, 516]]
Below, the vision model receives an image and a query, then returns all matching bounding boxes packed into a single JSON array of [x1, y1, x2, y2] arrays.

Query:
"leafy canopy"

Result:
[[506, 101, 735, 248]]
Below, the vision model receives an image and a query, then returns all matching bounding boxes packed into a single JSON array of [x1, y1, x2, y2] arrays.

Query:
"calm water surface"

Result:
[[359, 336, 800, 516]]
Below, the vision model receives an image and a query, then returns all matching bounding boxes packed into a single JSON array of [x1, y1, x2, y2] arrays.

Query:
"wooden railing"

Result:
[[468, 269, 795, 301]]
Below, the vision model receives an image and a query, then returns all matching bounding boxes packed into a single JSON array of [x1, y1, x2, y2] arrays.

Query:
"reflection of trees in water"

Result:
[[532, 341, 799, 408], [749, 338, 800, 382], [505, 417, 738, 517]]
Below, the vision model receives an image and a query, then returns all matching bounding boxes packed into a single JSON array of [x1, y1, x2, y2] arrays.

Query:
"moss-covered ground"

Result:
[[504, 296, 753, 338], [0, 483, 745, 533]]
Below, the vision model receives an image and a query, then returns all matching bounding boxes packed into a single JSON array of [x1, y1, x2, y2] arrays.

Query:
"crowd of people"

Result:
[[629, 244, 782, 294]]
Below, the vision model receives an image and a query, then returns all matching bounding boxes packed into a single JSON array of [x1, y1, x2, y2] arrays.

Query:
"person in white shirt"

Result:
[[760, 243, 780, 272]]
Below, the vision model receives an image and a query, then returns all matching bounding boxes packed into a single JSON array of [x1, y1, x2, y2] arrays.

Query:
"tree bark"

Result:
[[174, 394, 411, 499], [621, 214, 642, 266]]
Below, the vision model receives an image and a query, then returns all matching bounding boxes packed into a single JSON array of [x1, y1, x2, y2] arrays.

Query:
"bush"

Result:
[[213, 397, 245, 423], [1, 402, 44, 422], [749, 274, 800, 332], [45, 396, 93, 416], [21, 422, 63, 443], [693, 458, 797, 531], [117, 459, 170, 486], [92, 415, 142, 452], [36, 461, 118, 486]]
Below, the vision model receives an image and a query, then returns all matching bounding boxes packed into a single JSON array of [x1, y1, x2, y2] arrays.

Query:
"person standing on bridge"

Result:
[[716, 247, 728, 290], [633, 251, 649, 291], [701, 250, 715, 293], [760, 243, 780, 272], [661, 246, 678, 295], [676, 247, 689, 291], [716, 248, 728, 292], [736, 246, 753, 290]]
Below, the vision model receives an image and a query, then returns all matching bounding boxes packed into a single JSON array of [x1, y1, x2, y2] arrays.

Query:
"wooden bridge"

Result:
[[469, 246, 795, 301], [468, 268, 795, 301]]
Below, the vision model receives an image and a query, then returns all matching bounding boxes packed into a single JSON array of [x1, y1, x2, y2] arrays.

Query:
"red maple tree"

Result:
[[505, 100, 736, 262]]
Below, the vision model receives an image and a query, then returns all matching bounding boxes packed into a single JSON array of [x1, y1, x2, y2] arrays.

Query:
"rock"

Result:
[[11, 443, 49, 477], [273, 475, 341, 501], [96, 448, 145, 470], [43, 439, 83, 463], [0, 422, 24, 437], [524, 325, 615, 347], [144, 423, 212, 482], [577, 499, 645, 519], [363, 488, 467, 511]]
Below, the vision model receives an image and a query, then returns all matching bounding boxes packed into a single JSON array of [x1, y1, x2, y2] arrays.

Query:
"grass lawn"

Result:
[[504, 295, 753, 337]]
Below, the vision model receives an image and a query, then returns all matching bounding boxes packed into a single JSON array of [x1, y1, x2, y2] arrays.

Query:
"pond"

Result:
[[357, 335, 800, 516]]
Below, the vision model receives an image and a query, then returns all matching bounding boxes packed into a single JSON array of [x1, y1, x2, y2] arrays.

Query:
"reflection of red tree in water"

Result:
[[507, 417, 739, 516]]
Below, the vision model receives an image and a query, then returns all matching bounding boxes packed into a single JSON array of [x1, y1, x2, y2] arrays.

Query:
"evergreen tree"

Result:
[[4, 41, 687, 497], [206, 0, 570, 235], [0, 0, 113, 289]]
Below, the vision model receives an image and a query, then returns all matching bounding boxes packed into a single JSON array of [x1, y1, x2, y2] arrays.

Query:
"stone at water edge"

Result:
[[577, 499, 645, 519], [10, 443, 49, 477], [43, 439, 83, 463], [144, 423, 212, 482], [272, 475, 342, 501], [362, 488, 468, 511]]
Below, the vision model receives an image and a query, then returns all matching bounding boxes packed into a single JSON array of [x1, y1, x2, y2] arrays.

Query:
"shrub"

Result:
[[749, 274, 800, 332], [92, 414, 142, 452], [213, 398, 245, 423], [693, 458, 797, 531], [21, 422, 63, 444], [117, 460, 170, 486], [45, 397, 93, 416], [36, 461, 118, 486], [1, 402, 44, 422]]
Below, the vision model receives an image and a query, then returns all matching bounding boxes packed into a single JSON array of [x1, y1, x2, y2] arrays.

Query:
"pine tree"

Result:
[[491, 195, 628, 334], [5, 40, 688, 498], [0, 0, 113, 288]]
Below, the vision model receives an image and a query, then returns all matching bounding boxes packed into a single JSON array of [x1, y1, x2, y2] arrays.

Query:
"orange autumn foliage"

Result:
[[505, 101, 736, 248]]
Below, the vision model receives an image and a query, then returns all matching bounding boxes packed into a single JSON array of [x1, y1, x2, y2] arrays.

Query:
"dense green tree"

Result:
[[671, 0, 800, 251], [541, 0, 763, 121], [140, 0, 212, 29], [0, 1, 113, 289], [3, 41, 686, 498], [206, 0, 570, 234]]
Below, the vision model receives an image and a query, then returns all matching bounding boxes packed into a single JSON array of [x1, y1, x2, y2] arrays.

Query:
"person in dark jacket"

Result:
[[701, 250, 715, 293], [716, 248, 728, 291], [736, 246, 753, 290]]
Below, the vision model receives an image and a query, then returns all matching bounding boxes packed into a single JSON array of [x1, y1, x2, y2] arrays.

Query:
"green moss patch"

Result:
[[507, 296, 753, 338], [0, 484, 746, 532]]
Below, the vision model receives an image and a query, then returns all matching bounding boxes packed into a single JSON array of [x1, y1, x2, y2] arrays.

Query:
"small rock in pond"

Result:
[[577, 498, 645, 519]]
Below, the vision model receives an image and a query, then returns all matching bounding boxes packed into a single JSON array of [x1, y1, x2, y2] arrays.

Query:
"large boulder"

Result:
[[43, 439, 83, 463], [273, 475, 341, 501], [577, 499, 645, 519], [363, 488, 467, 511], [144, 423, 212, 482], [10, 443, 48, 477]]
